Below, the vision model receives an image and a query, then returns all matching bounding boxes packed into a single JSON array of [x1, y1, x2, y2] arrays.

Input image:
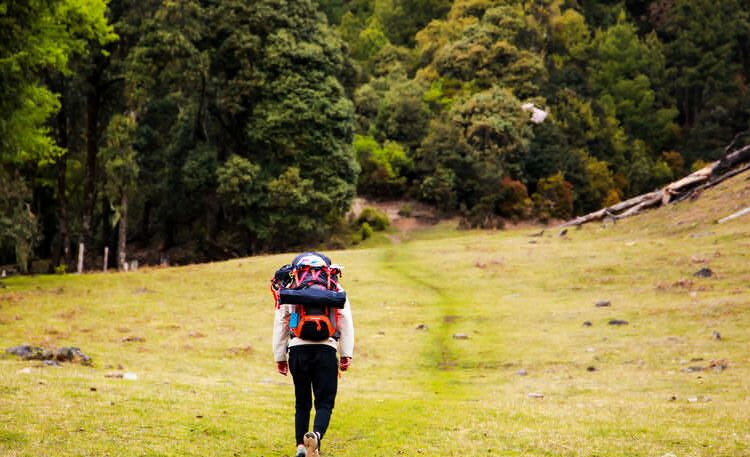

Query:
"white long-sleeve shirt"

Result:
[[272, 295, 354, 362]]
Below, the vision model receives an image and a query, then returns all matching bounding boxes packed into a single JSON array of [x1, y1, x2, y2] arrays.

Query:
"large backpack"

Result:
[[271, 252, 346, 342]]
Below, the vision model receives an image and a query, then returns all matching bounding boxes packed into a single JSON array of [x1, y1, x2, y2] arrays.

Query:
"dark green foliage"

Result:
[[588, 15, 678, 153], [414, 87, 533, 225], [5, 0, 750, 268], [655, 0, 750, 162], [373, 79, 431, 147], [130, 0, 358, 253]]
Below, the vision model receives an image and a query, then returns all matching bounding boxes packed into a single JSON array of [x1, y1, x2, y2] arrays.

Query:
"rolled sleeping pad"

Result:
[[279, 288, 347, 309]]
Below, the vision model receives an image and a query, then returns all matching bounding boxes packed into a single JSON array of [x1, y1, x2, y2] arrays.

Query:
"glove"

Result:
[[277, 361, 288, 376], [339, 357, 351, 371]]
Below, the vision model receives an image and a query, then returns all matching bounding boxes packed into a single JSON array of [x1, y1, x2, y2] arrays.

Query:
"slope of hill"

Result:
[[1, 170, 749, 456]]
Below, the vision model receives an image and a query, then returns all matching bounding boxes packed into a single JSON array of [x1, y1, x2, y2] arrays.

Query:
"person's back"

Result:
[[271, 252, 354, 457]]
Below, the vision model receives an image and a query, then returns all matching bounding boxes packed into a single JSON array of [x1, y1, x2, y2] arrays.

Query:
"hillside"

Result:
[[1, 170, 749, 456]]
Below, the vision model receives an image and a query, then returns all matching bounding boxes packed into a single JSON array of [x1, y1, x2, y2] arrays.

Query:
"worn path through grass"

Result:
[[2, 172, 750, 456]]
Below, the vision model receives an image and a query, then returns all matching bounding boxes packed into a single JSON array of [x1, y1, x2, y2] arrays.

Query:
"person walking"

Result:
[[271, 252, 354, 457]]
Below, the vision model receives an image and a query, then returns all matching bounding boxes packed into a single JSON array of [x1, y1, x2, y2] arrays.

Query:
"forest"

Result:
[[2, 0, 749, 272]]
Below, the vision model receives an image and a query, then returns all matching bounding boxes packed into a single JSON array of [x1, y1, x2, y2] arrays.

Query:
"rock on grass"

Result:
[[6, 345, 92, 365]]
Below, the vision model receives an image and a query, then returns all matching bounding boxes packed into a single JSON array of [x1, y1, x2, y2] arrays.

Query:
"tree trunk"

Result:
[[118, 194, 128, 271], [53, 79, 72, 270], [101, 185, 112, 262], [140, 199, 150, 241], [55, 155, 72, 268], [81, 73, 101, 266]]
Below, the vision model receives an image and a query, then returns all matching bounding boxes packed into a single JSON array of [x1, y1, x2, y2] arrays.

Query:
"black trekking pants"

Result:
[[289, 345, 338, 447]]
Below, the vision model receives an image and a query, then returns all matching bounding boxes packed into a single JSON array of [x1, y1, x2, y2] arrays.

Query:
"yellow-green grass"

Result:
[[2, 173, 750, 457]]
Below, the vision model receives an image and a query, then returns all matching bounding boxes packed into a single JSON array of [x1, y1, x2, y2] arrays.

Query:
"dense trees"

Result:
[[340, 0, 750, 225], [1, 0, 749, 270]]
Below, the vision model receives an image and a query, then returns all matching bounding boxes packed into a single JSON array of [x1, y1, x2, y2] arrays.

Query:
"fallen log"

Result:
[[718, 207, 750, 224], [662, 164, 714, 204], [613, 191, 663, 219], [560, 191, 663, 227], [673, 161, 750, 203], [714, 144, 750, 176], [559, 134, 750, 228]]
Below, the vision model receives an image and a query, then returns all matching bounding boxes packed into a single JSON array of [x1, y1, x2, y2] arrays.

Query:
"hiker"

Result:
[[271, 252, 354, 457]]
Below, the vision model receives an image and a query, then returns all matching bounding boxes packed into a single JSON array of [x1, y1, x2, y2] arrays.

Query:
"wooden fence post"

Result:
[[77, 243, 84, 274]]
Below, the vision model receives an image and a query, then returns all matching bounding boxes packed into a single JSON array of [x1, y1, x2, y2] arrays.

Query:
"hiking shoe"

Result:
[[295, 444, 306, 457], [303, 432, 319, 456]]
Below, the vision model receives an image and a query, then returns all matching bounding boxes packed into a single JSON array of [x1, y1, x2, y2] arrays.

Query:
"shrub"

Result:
[[356, 207, 390, 231], [497, 177, 531, 219], [360, 222, 374, 240]]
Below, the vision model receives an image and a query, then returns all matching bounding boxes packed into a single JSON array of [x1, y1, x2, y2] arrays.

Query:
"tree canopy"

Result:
[[2, 0, 750, 270]]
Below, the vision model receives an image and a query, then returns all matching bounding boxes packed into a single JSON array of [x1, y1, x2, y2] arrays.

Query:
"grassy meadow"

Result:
[[2, 173, 750, 457]]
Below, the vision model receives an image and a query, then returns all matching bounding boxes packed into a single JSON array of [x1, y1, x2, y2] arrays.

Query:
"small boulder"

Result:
[[54, 347, 92, 365], [608, 319, 629, 326], [712, 331, 721, 340], [516, 369, 528, 376], [527, 392, 544, 399], [415, 323, 428, 331], [582, 321, 592, 327], [452, 333, 469, 340], [595, 300, 611, 308], [586, 366, 596, 372], [6, 345, 49, 360], [121, 335, 145, 343], [693, 267, 713, 278]]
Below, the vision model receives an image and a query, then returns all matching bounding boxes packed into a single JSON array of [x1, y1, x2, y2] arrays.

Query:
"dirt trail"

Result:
[[380, 244, 471, 398]]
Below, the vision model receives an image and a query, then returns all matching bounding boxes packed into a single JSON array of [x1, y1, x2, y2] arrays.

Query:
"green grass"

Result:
[[2, 174, 750, 456]]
